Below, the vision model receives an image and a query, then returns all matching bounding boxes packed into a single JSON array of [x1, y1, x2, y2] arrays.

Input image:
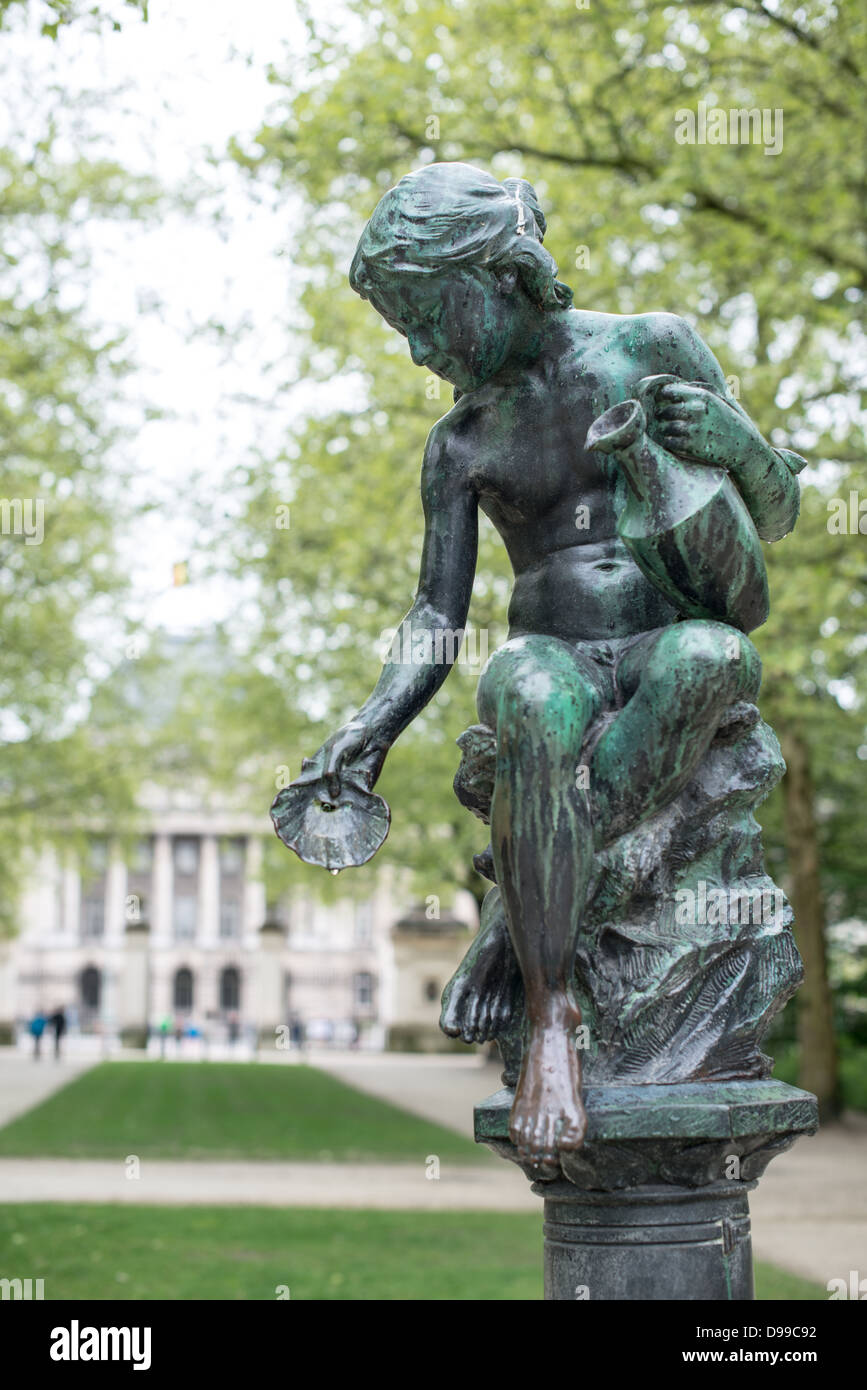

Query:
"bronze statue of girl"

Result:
[[288, 162, 805, 1168]]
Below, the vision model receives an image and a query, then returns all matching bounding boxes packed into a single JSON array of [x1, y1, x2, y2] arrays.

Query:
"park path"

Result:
[[0, 1155, 532, 1210], [0, 1048, 864, 1287], [0, 1050, 96, 1129], [747, 1115, 867, 1288], [312, 1050, 504, 1138]]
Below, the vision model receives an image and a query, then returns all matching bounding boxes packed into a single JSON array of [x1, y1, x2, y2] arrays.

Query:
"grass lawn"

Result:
[[0, 1061, 485, 1163], [0, 1204, 826, 1301]]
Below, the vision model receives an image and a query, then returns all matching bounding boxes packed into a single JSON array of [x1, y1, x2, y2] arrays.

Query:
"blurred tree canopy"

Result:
[[221, 0, 865, 1109], [0, 15, 161, 933], [0, 0, 147, 36]]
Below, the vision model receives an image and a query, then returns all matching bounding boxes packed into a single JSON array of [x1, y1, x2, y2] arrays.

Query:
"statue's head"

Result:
[[349, 162, 572, 393]]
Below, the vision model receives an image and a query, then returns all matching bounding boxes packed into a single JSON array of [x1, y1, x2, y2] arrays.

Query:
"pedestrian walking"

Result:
[[48, 1006, 67, 1060], [29, 1011, 46, 1060]]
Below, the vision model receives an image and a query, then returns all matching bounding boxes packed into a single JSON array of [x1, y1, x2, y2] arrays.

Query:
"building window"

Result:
[[172, 837, 199, 940], [81, 895, 105, 939], [130, 838, 153, 873], [220, 966, 240, 1012], [173, 837, 199, 877], [220, 901, 240, 939], [79, 838, 107, 939], [173, 967, 194, 1012], [80, 965, 101, 1014], [173, 894, 197, 941], [354, 971, 374, 1008], [354, 901, 373, 945], [219, 837, 245, 875], [424, 979, 440, 1003], [219, 837, 244, 939]]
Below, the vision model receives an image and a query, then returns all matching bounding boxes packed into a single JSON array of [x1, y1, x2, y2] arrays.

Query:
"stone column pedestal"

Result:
[[539, 1181, 755, 1301], [475, 1080, 817, 1302]]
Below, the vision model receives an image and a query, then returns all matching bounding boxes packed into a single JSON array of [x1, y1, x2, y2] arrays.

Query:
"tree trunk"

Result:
[[779, 724, 841, 1119]]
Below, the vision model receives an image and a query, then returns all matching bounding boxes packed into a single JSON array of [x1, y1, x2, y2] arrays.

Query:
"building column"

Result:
[[63, 860, 81, 942], [198, 835, 220, 946], [244, 836, 267, 934], [254, 924, 285, 1042], [198, 956, 220, 1026], [105, 841, 128, 948], [144, 955, 166, 1031], [151, 834, 173, 946], [30, 849, 57, 939], [119, 923, 150, 1040]]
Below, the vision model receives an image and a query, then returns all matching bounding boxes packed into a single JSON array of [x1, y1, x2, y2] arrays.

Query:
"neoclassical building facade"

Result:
[[4, 785, 477, 1050]]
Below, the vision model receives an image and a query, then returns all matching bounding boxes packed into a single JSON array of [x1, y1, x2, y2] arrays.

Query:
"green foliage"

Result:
[[221, 1, 866, 919], [758, 481, 867, 920], [0, 0, 147, 37], [766, 1039, 867, 1111], [0, 47, 163, 933]]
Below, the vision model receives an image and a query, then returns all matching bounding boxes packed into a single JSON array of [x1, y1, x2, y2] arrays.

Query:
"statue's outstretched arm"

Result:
[[297, 425, 478, 797], [354, 427, 479, 748]]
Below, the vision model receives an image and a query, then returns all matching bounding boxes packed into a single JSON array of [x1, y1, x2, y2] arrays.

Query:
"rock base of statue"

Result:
[[475, 1081, 817, 1301], [445, 700, 819, 1300]]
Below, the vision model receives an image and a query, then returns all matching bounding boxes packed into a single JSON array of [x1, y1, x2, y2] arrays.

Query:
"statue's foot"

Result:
[[440, 896, 518, 1043], [440, 937, 517, 1044], [509, 1015, 586, 1166]]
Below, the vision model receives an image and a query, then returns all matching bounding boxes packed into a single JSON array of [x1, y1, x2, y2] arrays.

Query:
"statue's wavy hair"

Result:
[[349, 162, 573, 312]]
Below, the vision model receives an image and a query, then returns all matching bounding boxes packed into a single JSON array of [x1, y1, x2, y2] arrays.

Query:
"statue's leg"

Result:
[[591, 620, 761, 846], [477, 634, 604, 1166]]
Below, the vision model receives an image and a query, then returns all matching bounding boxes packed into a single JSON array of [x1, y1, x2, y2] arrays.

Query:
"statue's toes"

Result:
[[492, 984, 515, 1033], [474, 998, 494, 1042], [460, 993, 481, 1044], [439, 985, 465, 1037]]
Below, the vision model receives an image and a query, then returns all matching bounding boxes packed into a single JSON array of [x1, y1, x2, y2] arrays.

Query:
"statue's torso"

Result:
[[446, 311, 683, 640]]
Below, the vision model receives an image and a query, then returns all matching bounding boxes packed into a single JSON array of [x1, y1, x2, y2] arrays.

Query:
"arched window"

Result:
[[80, 965, 101, 1012], [220, 966, 240, 1012], [173, 967, 194, 1012]]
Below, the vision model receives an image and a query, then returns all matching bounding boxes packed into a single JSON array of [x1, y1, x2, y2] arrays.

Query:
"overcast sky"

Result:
[[5, 0, 324, 641]]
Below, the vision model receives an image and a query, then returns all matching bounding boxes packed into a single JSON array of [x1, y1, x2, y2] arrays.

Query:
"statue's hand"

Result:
[[649, 382, 760, 469], [295, 720, 388, 801]]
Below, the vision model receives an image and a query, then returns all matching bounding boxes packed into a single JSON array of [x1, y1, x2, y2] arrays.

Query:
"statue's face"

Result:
[[369, 266, 518, 393]]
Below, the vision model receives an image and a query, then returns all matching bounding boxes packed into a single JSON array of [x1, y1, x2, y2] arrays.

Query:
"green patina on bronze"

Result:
[[275, 162, 815, 1180]]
